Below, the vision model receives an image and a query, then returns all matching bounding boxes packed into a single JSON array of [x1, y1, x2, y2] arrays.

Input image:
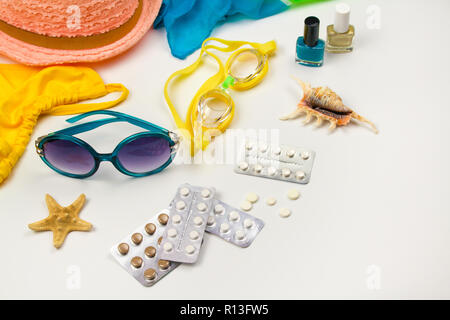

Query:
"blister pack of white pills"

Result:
[[159, 184, 216, 264], [206, 199, 265, 248], [110, 209, 180, 287], [234, 140, 316, 184]]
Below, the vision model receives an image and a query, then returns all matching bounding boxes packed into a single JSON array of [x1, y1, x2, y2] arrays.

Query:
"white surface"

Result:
[[1, 0, 450, 299]]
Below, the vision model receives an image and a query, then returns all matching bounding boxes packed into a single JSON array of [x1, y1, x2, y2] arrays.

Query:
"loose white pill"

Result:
[[272, 147, 281, 156], [246, 192, 259, 203], [229, 211, 240, 222], [296, 171, 306, 181], [189, 230, 200, 240], [214, 204, 225, 214], [279, 208, 292, 218], [288, 189, 300, 200], [301, 151, 310, 160], [176, 200, 186, 210], [239, 161, 249, 171], [235, 230, 246, 241], [282, 168, 291, 178], [163, 242, 173, 252], [185, 245, 196, 255], [193, 216, 203, 226], [172, 214, 182, 224], [244, 218, 254, 229], [201, 189, 211, 198], [167, 228, 177, 238], [245, 142, 253, 151], [207, 216, 216, 227], [220, 223, 230, 233], [180, 187, 190, 197], [240, 200, 253, 212], [254, 164, 263, 174], [197, 202, 207, 212], [266, 197, 277, 206], [259, 144, 268, 153], [287, 149, 296, 158], [267, 166, 277, 176]]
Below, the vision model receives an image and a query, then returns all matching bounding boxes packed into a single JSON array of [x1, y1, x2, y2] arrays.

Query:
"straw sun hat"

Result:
[[0, 0, 162, 65]]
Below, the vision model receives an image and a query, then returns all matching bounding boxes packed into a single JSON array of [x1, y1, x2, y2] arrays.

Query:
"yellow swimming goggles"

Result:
[[164, 37, 276, 156]]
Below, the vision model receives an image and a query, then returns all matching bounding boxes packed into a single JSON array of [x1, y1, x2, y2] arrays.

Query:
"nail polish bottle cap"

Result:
[[334, 3, 351, 33], [303, 16, 320, 47]]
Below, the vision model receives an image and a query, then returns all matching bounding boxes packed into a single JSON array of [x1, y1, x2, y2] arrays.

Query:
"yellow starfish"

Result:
[[29, 194, 92, 249]]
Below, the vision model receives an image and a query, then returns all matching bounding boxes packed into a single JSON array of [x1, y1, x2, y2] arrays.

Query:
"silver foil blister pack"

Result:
[[110, 209, 180, 287], [159, 184, 216, 264], [234, 140, 316, 184], [206, 199, 265, 248]]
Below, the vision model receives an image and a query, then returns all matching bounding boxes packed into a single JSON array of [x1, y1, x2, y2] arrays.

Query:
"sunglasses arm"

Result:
[[53, 110, 169, 136]]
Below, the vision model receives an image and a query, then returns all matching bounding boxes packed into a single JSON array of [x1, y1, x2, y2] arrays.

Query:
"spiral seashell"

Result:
[[307, 86, 352, 114], [280, 76, 378, 134]]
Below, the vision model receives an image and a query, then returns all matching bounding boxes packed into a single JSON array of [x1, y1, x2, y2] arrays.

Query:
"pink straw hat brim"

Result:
[[0, 0, 162, 66]]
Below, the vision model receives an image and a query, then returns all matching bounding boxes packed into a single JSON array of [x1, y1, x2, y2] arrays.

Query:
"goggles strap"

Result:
[[164, 38, 276, 155], [202, 38, 276, 56]]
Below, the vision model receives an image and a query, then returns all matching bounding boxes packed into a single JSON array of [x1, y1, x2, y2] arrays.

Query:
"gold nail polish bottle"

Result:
[[326, 4, 354, 53]]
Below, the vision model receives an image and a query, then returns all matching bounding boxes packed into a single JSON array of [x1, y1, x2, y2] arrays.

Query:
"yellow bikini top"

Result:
[[164, 37, 276, 156], [0, 64, 128, 185]]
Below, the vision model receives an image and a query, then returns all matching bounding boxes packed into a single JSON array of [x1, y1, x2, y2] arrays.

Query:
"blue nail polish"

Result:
[[296, 16, 325, 67]]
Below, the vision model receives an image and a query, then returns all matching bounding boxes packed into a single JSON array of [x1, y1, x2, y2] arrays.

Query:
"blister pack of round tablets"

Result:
[[110, 209, 180, 287], [234, 140, 316, 184], [206, 199, 265, 248], [160, 184, 216, 264]]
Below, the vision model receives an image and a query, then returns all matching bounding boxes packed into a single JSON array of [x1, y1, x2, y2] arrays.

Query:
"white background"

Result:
[[1, 0, 449, 299]]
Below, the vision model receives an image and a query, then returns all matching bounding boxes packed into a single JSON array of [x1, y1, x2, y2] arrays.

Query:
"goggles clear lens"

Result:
[[197, 89, 233, 128], [228, 49, 266, 84]]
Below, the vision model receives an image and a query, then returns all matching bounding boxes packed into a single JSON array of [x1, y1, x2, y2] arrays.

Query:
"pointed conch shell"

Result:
[[281, 76, 378, 134]]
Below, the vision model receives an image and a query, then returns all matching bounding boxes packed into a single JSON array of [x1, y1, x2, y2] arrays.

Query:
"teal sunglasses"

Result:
[[35, 110, 180, 179]]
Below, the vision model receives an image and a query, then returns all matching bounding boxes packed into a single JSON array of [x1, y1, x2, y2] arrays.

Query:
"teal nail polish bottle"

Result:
[[296, 16, 325, 67]]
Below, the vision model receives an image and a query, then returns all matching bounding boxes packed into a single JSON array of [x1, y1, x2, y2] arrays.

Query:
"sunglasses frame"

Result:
[[35, 111, 180, 179]]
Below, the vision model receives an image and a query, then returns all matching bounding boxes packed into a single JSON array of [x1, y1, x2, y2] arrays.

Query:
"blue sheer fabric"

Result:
[[154, 0, 290, 59]]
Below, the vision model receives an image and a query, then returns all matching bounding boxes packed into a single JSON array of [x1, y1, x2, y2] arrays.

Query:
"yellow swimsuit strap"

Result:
[[46, 83, 129, 116]]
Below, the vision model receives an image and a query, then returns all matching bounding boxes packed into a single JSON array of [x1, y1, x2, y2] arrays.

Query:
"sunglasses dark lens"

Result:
[[43, 139, 95, 176], [117, 136, 171, 174]]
